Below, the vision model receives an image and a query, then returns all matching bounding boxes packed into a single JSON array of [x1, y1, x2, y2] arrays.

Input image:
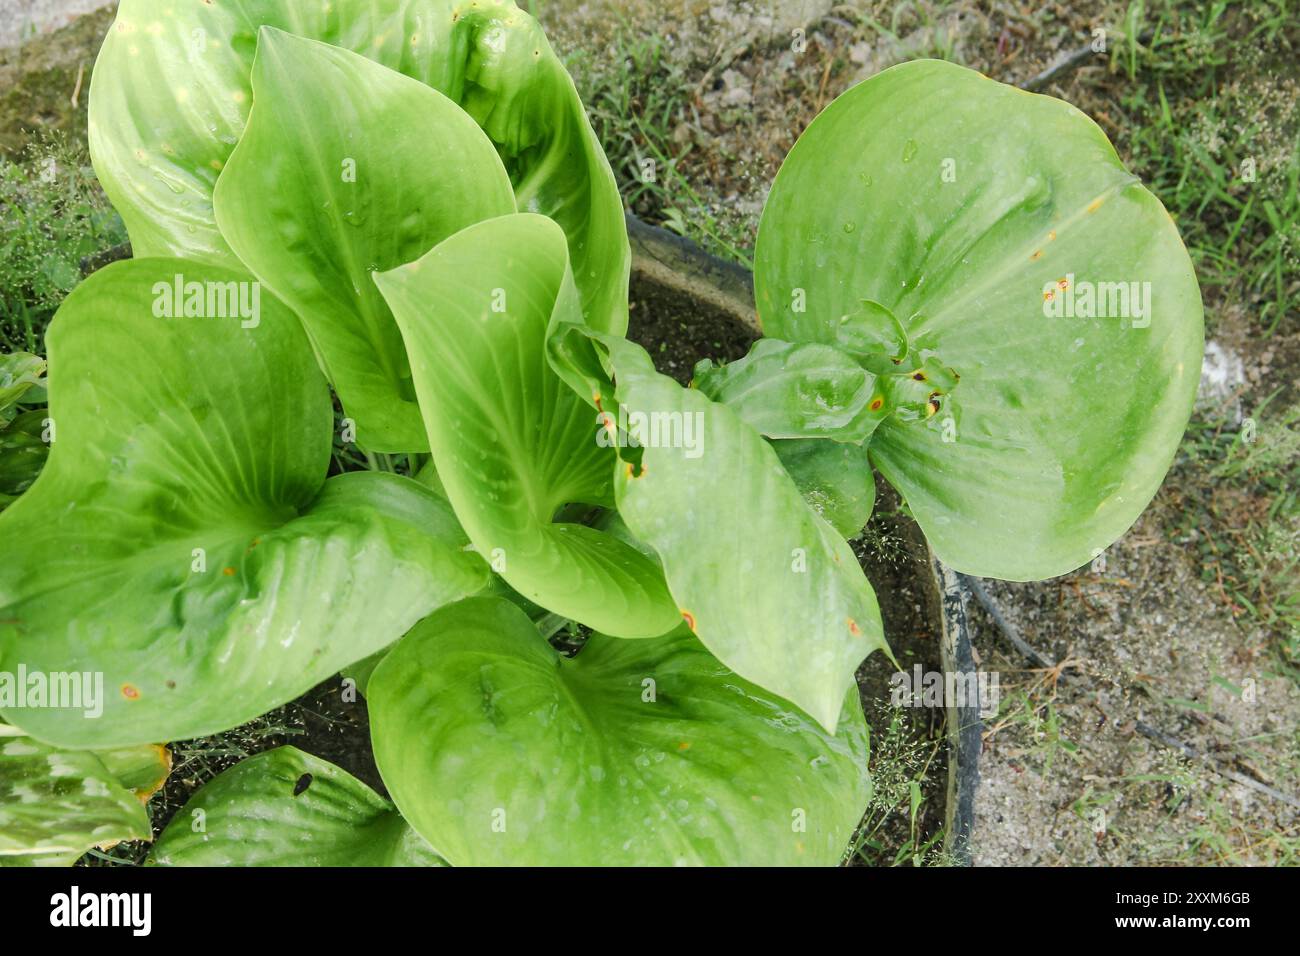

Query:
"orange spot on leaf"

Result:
[[848, 618, 861, 636], [681, 610, 696, 632], [121, 684, 140, 700]]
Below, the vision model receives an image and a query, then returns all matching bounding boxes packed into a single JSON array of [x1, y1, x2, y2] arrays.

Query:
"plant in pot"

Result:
[[0, 0, 1201, 867]]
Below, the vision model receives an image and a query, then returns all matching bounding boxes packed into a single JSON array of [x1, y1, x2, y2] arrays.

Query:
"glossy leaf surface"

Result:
[[369, 597, 871, 866], [0, 260, 488, 747], [375, 214, 677, 638], [755, 60, 1203, 579], [150, 747, 443, 867], [0, 728, 150, 866], [89, 0, 628, 332]]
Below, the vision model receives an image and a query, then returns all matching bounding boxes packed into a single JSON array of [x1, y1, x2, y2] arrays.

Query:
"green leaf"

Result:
[[0, 730, 150, 865], [374, 214, 678, 638], [547, 326, 887, 731], [340, 649, 386, 700], [772, 438, 876, 539], [150, 747, 443, 867], [0, 259, 489, 748], [369, 597, 872, 866], [836, 299, 910, 374], [89, 0, 628, 332], [213, 29, 517, 453], [0, 352, 45, 425], [0, 409, 49, 508], [693, 339, 887, 442], [95, 744, 172, 802], [754, 59, 1203, 579]]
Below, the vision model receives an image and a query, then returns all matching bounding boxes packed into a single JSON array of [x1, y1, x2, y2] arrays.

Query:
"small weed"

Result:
[[566, 29, 754, 265], [0, 132, 126, 354], [847, 701, 952, 866]]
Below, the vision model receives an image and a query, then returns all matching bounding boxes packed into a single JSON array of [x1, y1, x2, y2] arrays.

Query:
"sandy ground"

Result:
[[0, 0, 112, 49]]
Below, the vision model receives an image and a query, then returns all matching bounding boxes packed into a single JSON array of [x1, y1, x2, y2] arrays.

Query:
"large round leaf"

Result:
[[0, 259, 489, 748], [88, 0, 628, 334], [369, 597, 871, 866], [0, 728, 150, 866], [150, 747, 443, 867], [754, 59, 1203, 580], [374, 215, 678, 638], [213, 29, 516, 452]]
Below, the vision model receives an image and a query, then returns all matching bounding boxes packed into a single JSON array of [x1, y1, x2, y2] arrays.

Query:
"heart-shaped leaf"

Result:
[[150, 747, 443, 867], [0, 259, 489, 748], [369, 597, 871, 866], [374, 214, 678, 638], [754, 59, 1203, 579], [0, 727, 150, 866], [213, 29, 517, 452], [89, 0, 628, 332]]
